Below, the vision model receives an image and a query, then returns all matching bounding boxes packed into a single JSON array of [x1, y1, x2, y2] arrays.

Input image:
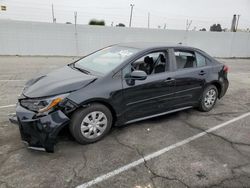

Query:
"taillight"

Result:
[[223, 65, 229, 73]]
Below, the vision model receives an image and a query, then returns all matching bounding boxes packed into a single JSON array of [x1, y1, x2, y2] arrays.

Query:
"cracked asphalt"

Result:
[[0, 56, 250, 188]]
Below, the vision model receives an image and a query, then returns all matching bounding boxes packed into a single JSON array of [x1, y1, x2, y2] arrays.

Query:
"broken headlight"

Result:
[[20, 93, 69, 113]]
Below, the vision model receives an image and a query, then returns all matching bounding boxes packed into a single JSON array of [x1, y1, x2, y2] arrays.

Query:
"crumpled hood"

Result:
[[23, 66, 97, 98]]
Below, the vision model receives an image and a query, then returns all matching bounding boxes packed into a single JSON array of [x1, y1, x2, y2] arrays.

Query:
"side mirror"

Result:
[[129, 70, 147, 80]]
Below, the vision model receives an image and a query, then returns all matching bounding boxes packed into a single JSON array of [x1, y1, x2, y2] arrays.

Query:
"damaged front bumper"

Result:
[[9, 104, 70, 152]]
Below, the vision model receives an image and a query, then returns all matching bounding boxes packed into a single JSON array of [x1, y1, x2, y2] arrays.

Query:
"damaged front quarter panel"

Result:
[[16, 104, 70, 152]]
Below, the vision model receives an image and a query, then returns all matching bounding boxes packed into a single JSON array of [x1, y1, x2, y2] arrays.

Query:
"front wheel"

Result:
[[198, 85, 218, 112], [70, 103, 113, 144]]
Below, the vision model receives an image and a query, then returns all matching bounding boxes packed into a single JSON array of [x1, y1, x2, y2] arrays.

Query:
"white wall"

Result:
[[0, 20, 250, 57]]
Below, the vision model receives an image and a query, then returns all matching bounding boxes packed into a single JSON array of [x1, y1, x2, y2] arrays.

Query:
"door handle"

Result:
[[164, 77, 175, 82], [199, 70, 206, 76]]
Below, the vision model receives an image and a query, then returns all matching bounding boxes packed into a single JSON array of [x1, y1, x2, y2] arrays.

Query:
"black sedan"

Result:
[[10, 43, 229, 152]]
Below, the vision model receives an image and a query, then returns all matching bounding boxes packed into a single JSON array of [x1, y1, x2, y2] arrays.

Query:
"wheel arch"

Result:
[[80, 99, 117, 124], [206, 81, 222, 98]]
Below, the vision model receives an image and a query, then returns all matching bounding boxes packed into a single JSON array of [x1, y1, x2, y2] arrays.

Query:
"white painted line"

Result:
[[0, 104, 16, 109], [0, 80, 26, 82], [28, 146, 46, 152], [76, 111, 250, 188]]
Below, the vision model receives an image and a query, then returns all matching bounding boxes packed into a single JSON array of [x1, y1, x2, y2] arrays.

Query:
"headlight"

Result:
[[20, 93, 69, 113]]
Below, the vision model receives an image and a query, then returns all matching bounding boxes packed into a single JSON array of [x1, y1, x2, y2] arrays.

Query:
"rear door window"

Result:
[[174, 50, 197, 69]]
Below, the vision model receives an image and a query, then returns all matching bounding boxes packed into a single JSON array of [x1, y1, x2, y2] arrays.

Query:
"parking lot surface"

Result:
[[0, 56, 250, 188]]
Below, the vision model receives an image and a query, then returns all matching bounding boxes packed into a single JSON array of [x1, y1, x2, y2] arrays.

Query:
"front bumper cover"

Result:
[[10, 104, 70, 152]]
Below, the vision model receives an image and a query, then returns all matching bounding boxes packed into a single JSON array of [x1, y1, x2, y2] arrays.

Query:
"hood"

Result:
[[23, 65, 97, 98]]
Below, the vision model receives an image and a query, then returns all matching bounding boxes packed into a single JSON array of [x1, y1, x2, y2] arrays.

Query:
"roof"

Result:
[[117, 42, 195, 50]]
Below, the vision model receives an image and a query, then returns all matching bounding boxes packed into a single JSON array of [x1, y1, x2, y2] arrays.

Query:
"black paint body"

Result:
[[11, 43, 229, 152]]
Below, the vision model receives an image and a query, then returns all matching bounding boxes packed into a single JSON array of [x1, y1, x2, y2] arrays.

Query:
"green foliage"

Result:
[[89, 19, 105, 26], [210, 24, 222, 32]]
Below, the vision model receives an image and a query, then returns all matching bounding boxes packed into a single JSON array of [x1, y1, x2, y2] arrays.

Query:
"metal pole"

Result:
[[129, 4, 135, 27], [74, 11, 79, 56], [148, 12, 150, 28], [74, 11, 77, 34], [236, 14, 240, 32], [164, 23, 166, 29], [186, 19, 192, 31], [52, 4, 55, 23]]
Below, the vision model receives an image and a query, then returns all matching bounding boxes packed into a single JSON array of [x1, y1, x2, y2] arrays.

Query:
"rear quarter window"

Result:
[[195, 52, 207, 67]]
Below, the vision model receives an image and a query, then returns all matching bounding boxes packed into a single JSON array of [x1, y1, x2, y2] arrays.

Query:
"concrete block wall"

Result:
[[0, 20, 249, 57]]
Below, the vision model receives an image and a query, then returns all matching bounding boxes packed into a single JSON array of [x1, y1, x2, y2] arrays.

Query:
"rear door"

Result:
[[121, 49, 176, 121], [170, 48, 210, 106]]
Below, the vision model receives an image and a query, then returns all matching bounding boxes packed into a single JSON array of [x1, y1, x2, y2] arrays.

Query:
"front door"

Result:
[[121, 50, 176, 121]]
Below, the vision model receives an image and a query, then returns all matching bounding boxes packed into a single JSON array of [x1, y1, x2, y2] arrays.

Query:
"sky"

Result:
[[0, 0, 249, 30]]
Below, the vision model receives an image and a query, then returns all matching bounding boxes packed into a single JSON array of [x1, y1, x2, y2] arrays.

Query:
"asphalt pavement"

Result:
[[0, 56, 250, 188]]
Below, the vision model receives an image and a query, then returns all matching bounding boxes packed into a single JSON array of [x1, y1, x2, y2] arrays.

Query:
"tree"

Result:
[[199, 28, 206, 31], [210, 24, 222, 32], [116, 23, 125, 27], [89, 19, 105, 26]]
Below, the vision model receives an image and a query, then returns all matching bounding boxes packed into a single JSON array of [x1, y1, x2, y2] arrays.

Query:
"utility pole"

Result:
[[52, 4, 56, 23], [236, 14, 240, 31], [231, 14, 237, 32], [74, 11, 79, 56], [74, 11, 77, 34], [129, 4, 135, 27], [147, 12, 150, 28]]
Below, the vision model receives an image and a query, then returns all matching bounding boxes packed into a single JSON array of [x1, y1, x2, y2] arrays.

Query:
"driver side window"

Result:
[[124, 51, 168, 77]]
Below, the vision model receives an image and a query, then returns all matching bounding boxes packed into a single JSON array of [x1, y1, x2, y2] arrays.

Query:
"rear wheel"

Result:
[[198, 85, 218, 112], [70, 103, 113, 144]]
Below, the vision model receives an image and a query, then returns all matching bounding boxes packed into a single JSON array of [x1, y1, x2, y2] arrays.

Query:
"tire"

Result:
[[45, 145, 54, 153], [198, 85, 218, 112], [70, 103, 113, 144]]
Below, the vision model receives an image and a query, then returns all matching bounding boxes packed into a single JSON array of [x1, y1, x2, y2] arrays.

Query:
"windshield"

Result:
[[74, 46, 139, 74]]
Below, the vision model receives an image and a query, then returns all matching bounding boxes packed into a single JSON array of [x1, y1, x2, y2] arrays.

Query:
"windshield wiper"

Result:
[[70, 64, 91, 75]]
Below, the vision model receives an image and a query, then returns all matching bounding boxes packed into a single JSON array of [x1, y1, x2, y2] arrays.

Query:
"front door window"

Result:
[[123, 51, 169, 78]]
